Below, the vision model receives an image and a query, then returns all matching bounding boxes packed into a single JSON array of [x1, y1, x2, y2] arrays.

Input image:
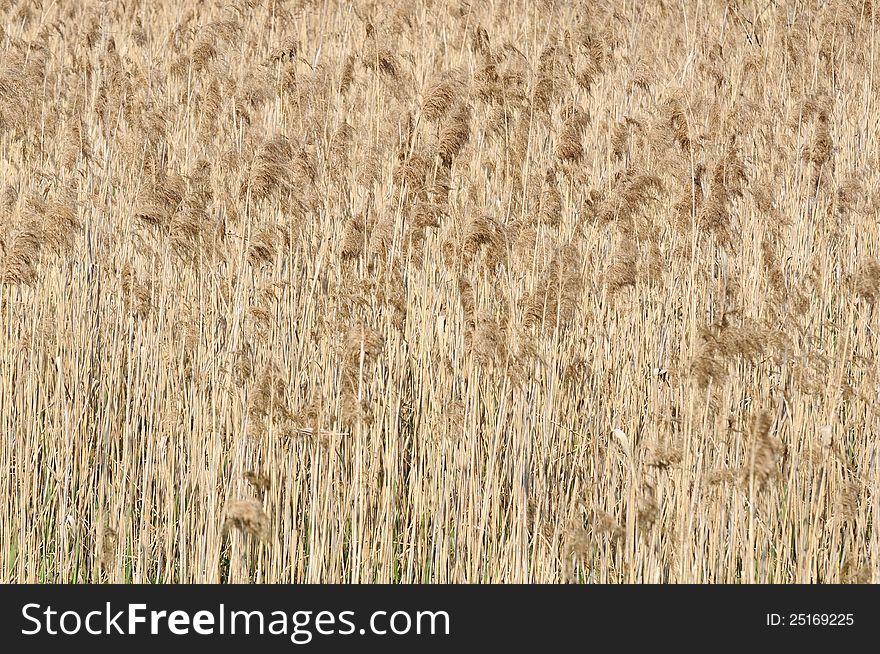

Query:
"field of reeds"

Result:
[[1, 0, 878, 583]]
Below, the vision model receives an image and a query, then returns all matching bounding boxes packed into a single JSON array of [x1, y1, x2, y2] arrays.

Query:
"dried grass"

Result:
[[0, 0, 878, 585]]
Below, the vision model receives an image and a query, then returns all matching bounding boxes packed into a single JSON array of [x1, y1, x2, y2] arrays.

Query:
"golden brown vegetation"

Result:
[[1, 0, 879, 583]]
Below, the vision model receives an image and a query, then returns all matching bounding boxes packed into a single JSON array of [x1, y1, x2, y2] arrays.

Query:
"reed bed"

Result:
[[0, 0, 878, 583]]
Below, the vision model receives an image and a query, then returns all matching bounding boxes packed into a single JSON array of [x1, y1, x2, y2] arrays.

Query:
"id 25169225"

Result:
[[766, 614, 854, 627]]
